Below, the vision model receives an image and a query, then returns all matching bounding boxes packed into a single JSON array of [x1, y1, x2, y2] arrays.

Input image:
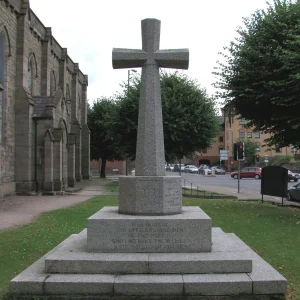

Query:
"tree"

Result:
[[237, 138, 259, 166], [88, 98, 122, 178], [214, 0, 300, 148], [113, 71, 220, 162]]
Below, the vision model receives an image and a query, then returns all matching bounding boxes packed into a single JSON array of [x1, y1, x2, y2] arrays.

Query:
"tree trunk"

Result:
[[179, 158, 182, 176], [100, 157, 107, 178], [98, 159, 101, 177]]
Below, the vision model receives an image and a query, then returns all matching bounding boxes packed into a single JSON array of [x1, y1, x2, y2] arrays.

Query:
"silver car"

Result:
[[287, 183, 300, 201]]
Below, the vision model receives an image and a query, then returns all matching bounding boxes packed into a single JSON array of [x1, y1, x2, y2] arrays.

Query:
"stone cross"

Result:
[[113, 18, 189, 177]]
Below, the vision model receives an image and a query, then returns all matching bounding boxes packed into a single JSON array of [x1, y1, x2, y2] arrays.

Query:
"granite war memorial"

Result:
[[9, 18, 287, 299]]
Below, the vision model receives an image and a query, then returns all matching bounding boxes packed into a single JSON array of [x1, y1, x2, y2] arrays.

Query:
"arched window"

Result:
[[50, 71, 56, 96], [28, 57, 34, 94], [0, 30, 6, 144], [66, 84, 71, 101], [77, 93, 81, 120], [78, 93, 81, 109]]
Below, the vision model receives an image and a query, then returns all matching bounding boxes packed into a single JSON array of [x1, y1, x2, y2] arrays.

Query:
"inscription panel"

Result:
[[111, 221, 188, 251], [87, 207, 212, 253]]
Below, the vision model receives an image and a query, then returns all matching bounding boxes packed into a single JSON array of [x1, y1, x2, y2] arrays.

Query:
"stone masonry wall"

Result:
[[0, 0, 18, 197], [0, 0, 89, 196]]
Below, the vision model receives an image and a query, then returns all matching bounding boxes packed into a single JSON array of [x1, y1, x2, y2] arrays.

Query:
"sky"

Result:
[[30, 0, 268, 104]]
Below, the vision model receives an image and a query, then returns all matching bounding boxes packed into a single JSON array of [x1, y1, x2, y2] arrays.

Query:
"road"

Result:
[[166, 171, 300, 204]]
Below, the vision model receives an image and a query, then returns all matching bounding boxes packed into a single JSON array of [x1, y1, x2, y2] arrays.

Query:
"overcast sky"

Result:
[[30, 0, 268, 103]]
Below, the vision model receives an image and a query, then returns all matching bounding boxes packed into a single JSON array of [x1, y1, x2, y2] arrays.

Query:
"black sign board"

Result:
[[261, 166, 288, 197]]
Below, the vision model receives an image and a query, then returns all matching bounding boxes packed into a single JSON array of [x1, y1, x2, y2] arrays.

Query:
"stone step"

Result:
[[10, 272, 285, 298], [45, 227, 252, 274], [9, 229, 288, 298], [45, 251, 253, 274]]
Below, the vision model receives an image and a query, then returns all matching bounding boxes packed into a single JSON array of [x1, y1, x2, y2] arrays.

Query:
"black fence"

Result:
[[181, 178, 237, 200]]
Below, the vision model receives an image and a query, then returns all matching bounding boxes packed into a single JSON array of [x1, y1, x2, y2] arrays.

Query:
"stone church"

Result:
[[0, 0, 90, 197]]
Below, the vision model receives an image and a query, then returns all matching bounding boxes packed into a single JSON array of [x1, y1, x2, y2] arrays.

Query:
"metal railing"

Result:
[[181, 178, 236, 199]]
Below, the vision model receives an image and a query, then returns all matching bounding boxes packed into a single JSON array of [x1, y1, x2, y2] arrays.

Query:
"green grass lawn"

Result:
[[0, 196, 299, 299], [105, 180, 119, 192]]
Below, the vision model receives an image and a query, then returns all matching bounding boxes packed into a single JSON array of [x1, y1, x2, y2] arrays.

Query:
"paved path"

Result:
[[0, 179, 113, 231]]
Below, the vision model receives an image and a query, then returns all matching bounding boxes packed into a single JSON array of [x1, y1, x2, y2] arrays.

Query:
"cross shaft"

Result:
[[112, 18, 189, 176]]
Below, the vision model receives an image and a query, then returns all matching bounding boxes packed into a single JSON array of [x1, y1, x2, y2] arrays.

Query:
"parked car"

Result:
[[288, 170, 299, 182], [173, 164, 181, 172], [231, 167, 262, 179], [286, 183, 300, 201], [198, 165, 212, 175], [211, 166, 226, 175], [166, 164, 175, 171], [184, 165, 198, 173]]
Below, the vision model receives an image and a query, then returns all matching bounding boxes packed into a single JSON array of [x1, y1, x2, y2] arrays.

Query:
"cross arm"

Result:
[[112, 48, 147, 69], [154, 49, 189, 69]]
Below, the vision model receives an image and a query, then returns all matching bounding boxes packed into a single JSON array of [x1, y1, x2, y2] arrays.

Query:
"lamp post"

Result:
[[125, 69, 137, 176]]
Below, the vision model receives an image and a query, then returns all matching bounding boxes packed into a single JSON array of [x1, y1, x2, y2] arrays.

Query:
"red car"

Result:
[[231, 167, 262, 179]]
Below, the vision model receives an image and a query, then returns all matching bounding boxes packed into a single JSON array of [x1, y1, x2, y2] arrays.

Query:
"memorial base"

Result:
[[87, 206, 211, 253], [9, 227, 287, 299]]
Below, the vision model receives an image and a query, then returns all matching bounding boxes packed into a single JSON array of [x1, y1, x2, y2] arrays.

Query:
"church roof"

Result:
[[33, 96, 51, 117]]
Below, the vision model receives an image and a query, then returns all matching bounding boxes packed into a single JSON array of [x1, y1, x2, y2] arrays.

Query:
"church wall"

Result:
[[0, 1, 18, 196], [48, 38, 61, 96], [0, 0, 89, 196], [23, 10, 44, 96]]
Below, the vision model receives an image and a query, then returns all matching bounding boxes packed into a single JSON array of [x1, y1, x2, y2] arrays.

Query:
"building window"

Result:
[[239, 119, 245, 125], [66, 84, 71, 101], [28, 58, 34, 94], [291, 146, 297, 153], [50, 71, 56, 96], [275, 146, 282, 153], [219, 136, 223, 142], [78, 94, 81, 109], [247, 132, 252, 138], [239, 131, 245, 138], [254, 131, 260, 138], [256, 145, 261, 151]]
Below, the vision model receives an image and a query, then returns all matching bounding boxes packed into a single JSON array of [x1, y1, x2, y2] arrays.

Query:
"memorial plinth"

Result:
[[87, 207, 212, 253]]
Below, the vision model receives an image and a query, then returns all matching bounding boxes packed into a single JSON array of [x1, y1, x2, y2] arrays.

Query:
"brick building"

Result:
[[0, 0, 90, 196], [194, 116, 225, 166], [195, 108, 298, 170]]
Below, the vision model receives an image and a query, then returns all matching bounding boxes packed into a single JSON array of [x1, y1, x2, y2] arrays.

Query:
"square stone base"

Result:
[[87, 206, 212, 253], [119, 176, 182, 215], [9, 228, 287, 299]]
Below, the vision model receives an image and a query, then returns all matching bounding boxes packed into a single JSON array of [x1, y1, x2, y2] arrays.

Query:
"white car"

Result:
[[184, 165, 198, 173]]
